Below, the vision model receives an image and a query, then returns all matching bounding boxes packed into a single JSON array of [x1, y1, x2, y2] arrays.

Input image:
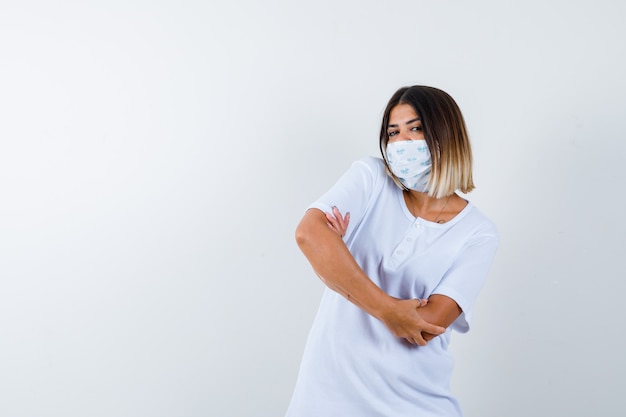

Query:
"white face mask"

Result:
[[385, 139, 432, 192]]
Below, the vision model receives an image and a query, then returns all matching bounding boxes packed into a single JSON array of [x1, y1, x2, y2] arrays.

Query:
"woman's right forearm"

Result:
[[295, 208, 394, 320], [295, 208, 446, 345]]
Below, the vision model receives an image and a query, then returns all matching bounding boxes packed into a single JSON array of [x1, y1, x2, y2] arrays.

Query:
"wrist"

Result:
[[370, 293, 397, 322]]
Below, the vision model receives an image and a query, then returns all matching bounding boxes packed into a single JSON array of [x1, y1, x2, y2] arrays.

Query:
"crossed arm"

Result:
[[296, 207, 462, 345]]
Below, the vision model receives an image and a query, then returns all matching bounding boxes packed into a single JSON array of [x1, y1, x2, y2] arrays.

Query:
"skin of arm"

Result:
[[324, 206, 463, 343], [416, 295, 462, 341], [296, 208, 446, 346]]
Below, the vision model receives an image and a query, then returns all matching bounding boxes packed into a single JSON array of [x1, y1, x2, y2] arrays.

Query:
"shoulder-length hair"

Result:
[[379, 85, 475, 198]]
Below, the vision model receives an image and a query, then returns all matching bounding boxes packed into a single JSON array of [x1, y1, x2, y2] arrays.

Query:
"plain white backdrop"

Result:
[[1, 1, 625, 416]]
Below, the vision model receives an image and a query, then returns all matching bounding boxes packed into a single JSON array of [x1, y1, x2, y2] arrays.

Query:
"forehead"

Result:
[[388, 103, 419, 125]]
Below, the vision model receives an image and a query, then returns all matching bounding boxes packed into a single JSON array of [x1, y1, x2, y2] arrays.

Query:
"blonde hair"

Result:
[[379, 86, 474, 199]]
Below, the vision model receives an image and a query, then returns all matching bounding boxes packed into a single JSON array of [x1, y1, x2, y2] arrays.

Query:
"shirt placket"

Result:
[[389, 219, 423, 267]]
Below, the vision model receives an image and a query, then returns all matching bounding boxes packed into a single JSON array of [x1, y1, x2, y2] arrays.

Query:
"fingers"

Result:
[[422, 322, 446, 336], [383, 298, 447, 347], [325, 206, 350, 237], [406, 334, 428, 346], [325, 212, 339, 228], [342, 209, 350, 227], [331, 206, 347, 231], [415, 334, 428, 346], [415, 298, 428, 308], [325, 214, 342, 235]]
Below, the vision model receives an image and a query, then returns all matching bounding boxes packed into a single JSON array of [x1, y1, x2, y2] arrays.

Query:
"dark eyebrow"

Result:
[[387, 117, 421, 128]]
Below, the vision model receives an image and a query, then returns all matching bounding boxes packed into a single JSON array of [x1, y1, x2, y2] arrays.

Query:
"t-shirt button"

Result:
[[406, 237, 412, 242]]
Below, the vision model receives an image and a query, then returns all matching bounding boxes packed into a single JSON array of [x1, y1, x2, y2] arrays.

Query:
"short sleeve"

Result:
[[307, 157, 384, 241], [432, 225, 499, 333]]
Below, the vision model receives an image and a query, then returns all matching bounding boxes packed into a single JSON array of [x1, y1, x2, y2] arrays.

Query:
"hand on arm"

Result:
[[296, 207, 445, 346], [378, 298, 445, 346], [325, 206, 350, 238], [415, 294, 462, 342]]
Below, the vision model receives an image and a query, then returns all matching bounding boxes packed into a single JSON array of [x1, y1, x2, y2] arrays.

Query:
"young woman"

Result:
[[286, 86, 499, 416]]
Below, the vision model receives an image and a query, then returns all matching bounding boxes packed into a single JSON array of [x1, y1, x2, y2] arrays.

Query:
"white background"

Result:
[[1, 1, 625, 416]]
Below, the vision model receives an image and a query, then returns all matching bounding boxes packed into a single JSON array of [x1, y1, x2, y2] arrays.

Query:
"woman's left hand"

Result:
[[325, 206, 350, 238]]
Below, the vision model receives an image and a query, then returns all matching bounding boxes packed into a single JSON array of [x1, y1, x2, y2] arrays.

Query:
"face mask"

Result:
[[386, 140, 431, 192]]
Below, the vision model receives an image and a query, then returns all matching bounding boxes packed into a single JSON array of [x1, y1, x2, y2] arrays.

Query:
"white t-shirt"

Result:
[[286, 157, 499, 417]]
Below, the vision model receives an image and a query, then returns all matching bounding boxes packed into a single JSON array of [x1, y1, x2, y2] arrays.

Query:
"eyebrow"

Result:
[[387, 117, 421, 128]]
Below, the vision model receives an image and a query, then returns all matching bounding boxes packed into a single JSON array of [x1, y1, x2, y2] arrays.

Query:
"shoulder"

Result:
[[348, 156, 395, 194], [469, 203, 500, 245], [458, 203, 500, 244], [330, 156, 395, 206], [351, 156, 388, 178]]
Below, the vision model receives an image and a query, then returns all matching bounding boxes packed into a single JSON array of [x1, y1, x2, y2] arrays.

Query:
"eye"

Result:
[[411, 125, 422, 131], [387, 130, 398, 137]]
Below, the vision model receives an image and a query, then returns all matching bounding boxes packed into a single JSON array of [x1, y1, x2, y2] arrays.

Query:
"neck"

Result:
[[405, 190, 454, 223], [406, 190, 446, 209]]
